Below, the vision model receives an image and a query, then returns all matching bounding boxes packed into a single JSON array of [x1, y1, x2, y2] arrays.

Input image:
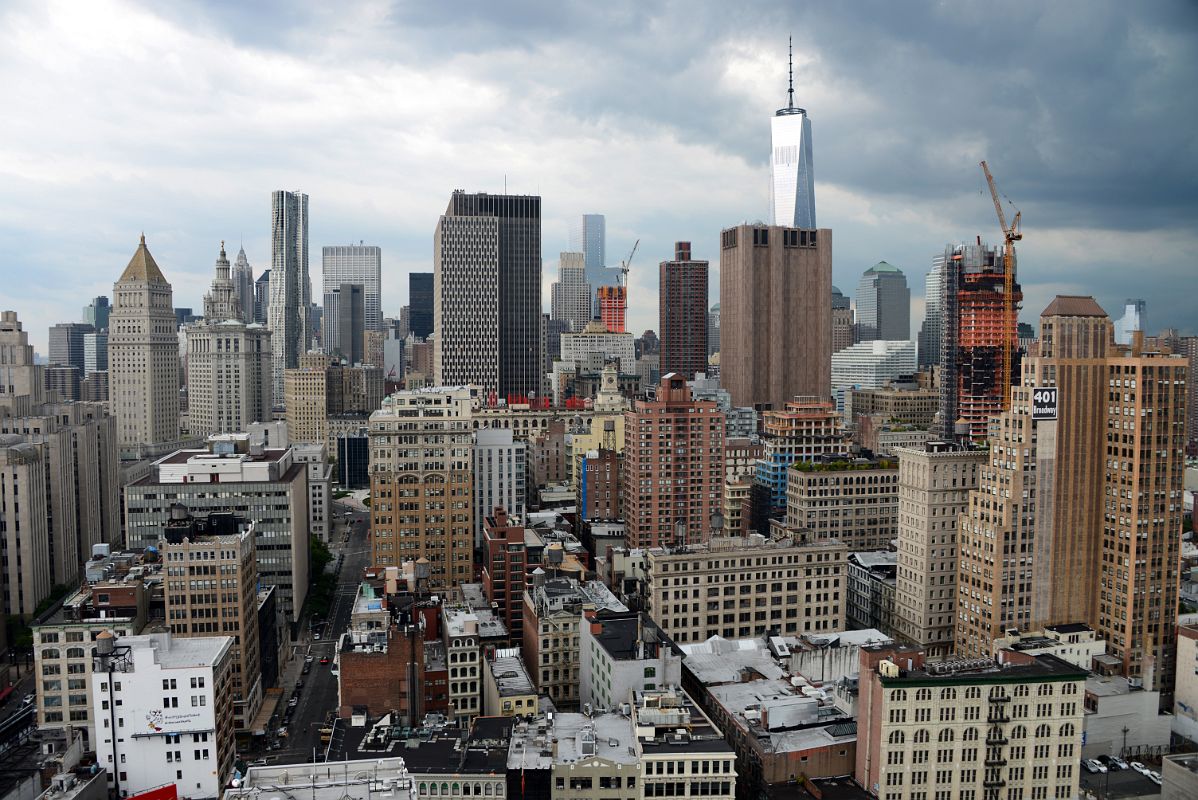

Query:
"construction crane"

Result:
[[617, 239, 640, 288], [980, 160, 1022, 411]]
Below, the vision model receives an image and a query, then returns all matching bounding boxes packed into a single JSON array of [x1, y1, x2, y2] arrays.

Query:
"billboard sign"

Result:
[[1032, 387, 1058, 420]]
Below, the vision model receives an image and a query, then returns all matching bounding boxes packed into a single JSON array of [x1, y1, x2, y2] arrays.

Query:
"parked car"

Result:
[[1083, 759, 1106, 774], [21, 694, 35, 706], [1147, 771, 1162, 786], [295, 680, 305, 691], [1097, 755, 1122, 771], [287, 697, 298, 708], [320, 657, 330, 664], [1108, 756, 1128, 771], [301, 663, 311, 675], [277, 726, 288, 738], [1130, 761, 1148, 774]]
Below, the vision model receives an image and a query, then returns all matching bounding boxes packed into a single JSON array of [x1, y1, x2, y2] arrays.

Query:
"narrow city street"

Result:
[[244, 504, 370, 765]]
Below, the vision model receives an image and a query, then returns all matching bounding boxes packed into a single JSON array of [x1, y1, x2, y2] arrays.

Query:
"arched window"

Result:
[[484, 784, 493, 796], [963, 727, 979, 742], [1011, 725, 1026, 740], [66, 648, 85, 658], [1035, 724, 1051, 738], [441, 784, 449, 796], [916, 688, 932, 702], [965, 687, 981, 699], [42, 649, 60, 659], [1015, 685, 1029, 697], [914, 729, 930, 744], [429, 785, 437, 796], [452, 784, 460, 795], [940, 688, 956, 701], [888, 730, 905, 745], [938, 729, 954, 743], [891, 689, 907, 702], [1037, 684, 1053, 697], [988, 686, 1007, 699], [1060, 723, 1075, 738], [419, 783, 427, 796]]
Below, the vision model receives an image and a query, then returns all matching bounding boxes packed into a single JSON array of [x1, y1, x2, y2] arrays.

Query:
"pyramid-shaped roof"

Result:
[[119, 234, 168, 283], [866, 261, 902, 274], [1041, 295, 1107, 318]]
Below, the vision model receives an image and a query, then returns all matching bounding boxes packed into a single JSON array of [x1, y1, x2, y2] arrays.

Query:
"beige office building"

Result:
[[644, 532, 847, 644], [893, 442, 985, 658], [162, 516, 263, 732], [956, 297, 1186, 696], [284, 353, 383, 445], [369, 386, 474, 587], [0, 441, 50, 615], [856, 644, 1087, 800], [785, 458, 899, 551], [719, 224, 831, 410], [110, 235, 180, 456], [186, 243, 272, 437]]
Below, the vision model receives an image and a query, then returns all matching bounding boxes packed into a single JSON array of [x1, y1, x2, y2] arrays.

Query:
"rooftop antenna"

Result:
[[787, 35, 794, 111]]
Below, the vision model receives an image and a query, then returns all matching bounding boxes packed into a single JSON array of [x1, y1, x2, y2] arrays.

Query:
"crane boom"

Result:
[[979, 161, 1021, 412], [619, 239, 640, 287]]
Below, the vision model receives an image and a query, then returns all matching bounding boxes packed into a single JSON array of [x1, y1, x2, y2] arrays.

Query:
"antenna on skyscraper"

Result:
[[788, 35, 794, 111]]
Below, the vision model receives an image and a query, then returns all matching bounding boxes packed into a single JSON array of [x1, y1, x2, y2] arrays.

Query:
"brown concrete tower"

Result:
[[719, 224, 831, 411]]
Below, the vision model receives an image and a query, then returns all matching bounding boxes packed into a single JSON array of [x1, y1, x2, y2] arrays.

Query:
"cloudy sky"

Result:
[[2, 0, 1195, 354]]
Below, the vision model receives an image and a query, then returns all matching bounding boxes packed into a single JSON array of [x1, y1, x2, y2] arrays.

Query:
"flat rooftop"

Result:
[[488, 652, 534, 697]]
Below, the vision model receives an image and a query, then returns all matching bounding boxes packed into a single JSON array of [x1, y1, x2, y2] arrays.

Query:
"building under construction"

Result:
[[938, 242, 1022, 442], [596, 285, 626, 333]]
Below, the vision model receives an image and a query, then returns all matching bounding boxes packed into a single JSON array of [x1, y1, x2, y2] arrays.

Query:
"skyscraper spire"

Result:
[[788, 35, 794, 111]]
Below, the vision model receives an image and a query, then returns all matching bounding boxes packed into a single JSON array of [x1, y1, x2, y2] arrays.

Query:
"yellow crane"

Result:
[[980, 160, 1022, 410]]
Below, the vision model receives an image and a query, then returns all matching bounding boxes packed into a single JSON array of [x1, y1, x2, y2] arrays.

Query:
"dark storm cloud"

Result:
[[3, 0, 1196, 349]]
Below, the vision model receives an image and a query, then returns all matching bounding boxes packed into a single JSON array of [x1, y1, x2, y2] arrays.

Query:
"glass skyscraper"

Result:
[[769, 42, 816, 229]]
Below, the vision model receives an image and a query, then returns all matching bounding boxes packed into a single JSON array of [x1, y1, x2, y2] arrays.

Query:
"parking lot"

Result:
[[1078, 763, 1162, 798]]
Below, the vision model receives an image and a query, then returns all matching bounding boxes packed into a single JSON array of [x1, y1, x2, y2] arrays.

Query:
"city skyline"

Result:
[[2, 2, 1195, 356]]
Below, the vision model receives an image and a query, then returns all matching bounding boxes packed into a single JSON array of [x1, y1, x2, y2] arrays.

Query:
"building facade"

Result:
[[434, 192, 542, 399], [621, 374, 724, 549], [551, 251, 592, 334], [855, 262, 910, 342], [785, 457, 899, 551], [856, 644, 1086, 800], [322, 244, 382, 332], [893, 442, 985, 658], [472, 427, 527, 548], [110, 235, 180, 454], [186, 243, 272, 437], [659, 242, 709, 381], [769, 70, 816, 229], [91, 632, 235, 800], [719, 224, 831, 410], [570, 213, 608, 296], [368, 386, 474, 586], [268, 189, 310, 406]]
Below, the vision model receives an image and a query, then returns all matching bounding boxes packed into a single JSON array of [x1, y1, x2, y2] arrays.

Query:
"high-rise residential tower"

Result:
[[268, 190, 310, 406], [186, 243, 272, 437], [707, 303, 720, 357], [550, 251, 591, 333], [658, 241, 709, 381], [569, 213, 607, 294], [322, 244, 382, 332], [231, 246, 256, 325], [110, 235, 180, 453], [938, 242, 1022, 442], [769, 39, 816, 229], [596, 285, 627, 334], [916, 256, 943, 368], [621, 374, 724, 549], [408, 272, 433, 340], [434, 191, 542, 399], [854, 261, 910, 342], [719, 224, 831, 410]]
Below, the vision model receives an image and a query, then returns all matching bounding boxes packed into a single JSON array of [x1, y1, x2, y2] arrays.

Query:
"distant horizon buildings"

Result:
[[268, 189, 310, 406], [917, 256, 943, 368], [1114, 297, 1146, 345], [550, 251, 591, 333], [854, 261, 910, 342], [769, 40, 816, 229], [408, 272, 433, 340], [569, 213, 608, 297]]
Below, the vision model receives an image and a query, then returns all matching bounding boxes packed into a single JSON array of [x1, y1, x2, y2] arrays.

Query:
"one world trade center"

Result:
[[769, 38, 816, 229]]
